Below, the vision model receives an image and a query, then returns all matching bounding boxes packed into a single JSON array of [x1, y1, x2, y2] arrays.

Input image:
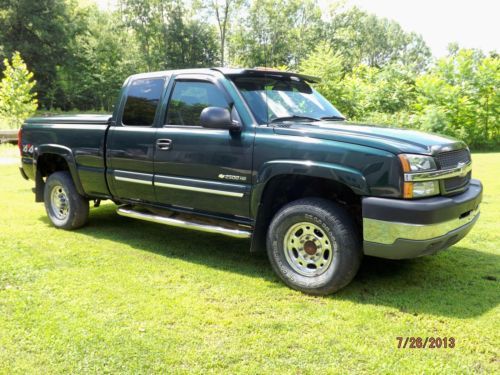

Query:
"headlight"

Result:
[[398, 154, 437, 172], [399, 154, 439, 198], [410, 181, 440, 198]]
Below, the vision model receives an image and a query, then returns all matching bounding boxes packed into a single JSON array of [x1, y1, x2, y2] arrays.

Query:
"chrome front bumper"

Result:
[[362, 179, 482, 259]]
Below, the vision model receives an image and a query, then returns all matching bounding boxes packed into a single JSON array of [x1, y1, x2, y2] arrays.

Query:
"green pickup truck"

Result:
[[18, 68, 482, 295]]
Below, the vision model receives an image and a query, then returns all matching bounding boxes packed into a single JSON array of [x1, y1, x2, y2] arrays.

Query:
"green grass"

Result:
[[0, 143, 19, 158], [0, 146, 498, 374]]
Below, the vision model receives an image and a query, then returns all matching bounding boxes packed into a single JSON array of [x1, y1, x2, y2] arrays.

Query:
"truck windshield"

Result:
[[232, 76, 344, 125]]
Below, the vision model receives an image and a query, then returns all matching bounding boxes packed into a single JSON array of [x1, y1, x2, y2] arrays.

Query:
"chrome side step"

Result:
[[117, 206, 252, 239]]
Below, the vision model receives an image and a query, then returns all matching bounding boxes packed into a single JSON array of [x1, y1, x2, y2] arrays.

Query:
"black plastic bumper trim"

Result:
[[362, 179, 482, 225]]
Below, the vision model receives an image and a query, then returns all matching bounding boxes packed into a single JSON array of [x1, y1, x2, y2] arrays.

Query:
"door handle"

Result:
[[157, 139, 172, 150]]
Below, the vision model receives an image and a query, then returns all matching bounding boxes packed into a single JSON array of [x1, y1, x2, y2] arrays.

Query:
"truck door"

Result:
[[106, 77, 165, 202], [153, 74, 253, 218]]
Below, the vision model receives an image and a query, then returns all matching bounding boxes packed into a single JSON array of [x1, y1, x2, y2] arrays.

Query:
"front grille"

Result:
[[437, 149, 472, 194], [444, 171, 471, 192], [436, 149, 471, 169]]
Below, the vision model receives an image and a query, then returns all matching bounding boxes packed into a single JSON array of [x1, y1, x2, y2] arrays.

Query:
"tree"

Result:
[[300, 44, 416, 120], [326, 7, 431, 72], [299, 42, 347, 112], [0, 52, 38, 129], [202, 0, 243, 66], [414, 48, 499, 148], [0, 0, 75, 108], [119, 0, 219, 70], [230, 0, 323, 68], [55, 4, 143, 111]]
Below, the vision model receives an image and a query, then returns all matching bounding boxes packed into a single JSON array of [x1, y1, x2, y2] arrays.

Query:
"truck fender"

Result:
[[34, 144, 86, 197], [249, 160, 368, 253], [251, 159, 368, 216]]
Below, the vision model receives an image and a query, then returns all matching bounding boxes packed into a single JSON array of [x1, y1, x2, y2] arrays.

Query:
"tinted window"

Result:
[[122, 78, 164, 126], [166, 81, 229, 126], [233, 77, 343, 124]]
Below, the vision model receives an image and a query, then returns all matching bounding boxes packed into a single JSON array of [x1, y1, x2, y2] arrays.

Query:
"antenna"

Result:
[[264, 22, 269, 124]]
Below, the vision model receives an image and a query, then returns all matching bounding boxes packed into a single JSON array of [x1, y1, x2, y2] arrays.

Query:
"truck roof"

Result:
[[128, 67, 320, 83]]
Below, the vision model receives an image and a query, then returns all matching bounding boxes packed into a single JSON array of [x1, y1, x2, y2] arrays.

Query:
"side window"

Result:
[[165, 81, 229, 126], [122, 78, 164, 126]]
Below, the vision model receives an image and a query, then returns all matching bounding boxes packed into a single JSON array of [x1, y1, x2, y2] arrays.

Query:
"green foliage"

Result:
[[0, 0, 497, 148], [119, 0, 219, 70], [326, 6, 431, 73], [299, 42, 347, 110], [301, 46, 499, 149], [201, 0, 244, 66], [301, 48, 416, 121], [0, 52, 38, 129], [56, 4, 143, 111], [413, 49, 500, 148], [340, 64, 416, 119], [230, 0, 323, 68], [0, 0, 75, 108]]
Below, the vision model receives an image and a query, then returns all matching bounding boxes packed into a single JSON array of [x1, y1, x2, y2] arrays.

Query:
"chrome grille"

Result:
[[436, 149, 471, 169], [444, 171, 471, 192], [437, 149, 472, 194]]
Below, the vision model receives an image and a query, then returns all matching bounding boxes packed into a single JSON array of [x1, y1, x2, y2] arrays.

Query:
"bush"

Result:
[[300, 47, 499, 149], [0, 52, 38, 129]]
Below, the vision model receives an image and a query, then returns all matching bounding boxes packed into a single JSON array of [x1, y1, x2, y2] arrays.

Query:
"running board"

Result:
[[116, 206, 252, 239]]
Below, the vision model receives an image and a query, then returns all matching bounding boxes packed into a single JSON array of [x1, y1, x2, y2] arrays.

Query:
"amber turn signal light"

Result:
[[398, 154, 411, 173], [403, 182, 413, 199]]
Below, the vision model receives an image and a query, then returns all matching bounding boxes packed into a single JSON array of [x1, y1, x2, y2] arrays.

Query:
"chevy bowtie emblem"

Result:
[[457, 162, 467, 177]]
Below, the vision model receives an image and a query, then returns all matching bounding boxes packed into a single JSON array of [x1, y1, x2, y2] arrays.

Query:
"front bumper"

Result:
[[362, 179, 482, 259]]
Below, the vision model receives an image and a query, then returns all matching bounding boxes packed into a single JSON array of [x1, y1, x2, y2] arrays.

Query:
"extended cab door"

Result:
[[106, 76, 165, 202], [153, 74, 254, 218]]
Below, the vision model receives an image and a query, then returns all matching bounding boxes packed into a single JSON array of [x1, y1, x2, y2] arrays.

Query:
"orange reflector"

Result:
[[398, 154, 411, 173], [403, 182, 413, 199]]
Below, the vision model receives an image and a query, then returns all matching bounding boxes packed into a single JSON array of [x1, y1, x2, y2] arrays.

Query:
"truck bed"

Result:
[[21, 114, 112, 198]]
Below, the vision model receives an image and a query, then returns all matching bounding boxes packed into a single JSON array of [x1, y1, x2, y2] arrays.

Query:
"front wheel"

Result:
[[266, 198, 362, 295], [44, 171, 89, 230]]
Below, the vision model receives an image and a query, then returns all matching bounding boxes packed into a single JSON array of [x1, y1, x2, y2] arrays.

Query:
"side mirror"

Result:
[[200, 107, 231, 129], [200, 106, 243, 133]]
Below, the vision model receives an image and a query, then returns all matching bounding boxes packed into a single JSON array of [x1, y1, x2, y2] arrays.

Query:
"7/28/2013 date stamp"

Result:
[[397, 337, 455, 349]]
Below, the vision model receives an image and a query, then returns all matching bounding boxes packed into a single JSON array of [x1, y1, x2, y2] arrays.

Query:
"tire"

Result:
[[44, 171, 89, 230], [266, 198, 362, 295]]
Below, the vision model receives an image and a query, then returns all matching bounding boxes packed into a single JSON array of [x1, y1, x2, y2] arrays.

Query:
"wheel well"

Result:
[[37, 153, 69, 177], [34, 154, 71, 202], [251, 174, 361, 252]]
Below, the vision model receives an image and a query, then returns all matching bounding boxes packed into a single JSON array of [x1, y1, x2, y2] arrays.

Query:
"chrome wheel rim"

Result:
[[50, 185, 69, 220], [283, 222, 335, 277]]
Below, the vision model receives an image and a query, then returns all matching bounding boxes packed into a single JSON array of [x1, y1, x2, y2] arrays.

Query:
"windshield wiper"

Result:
[[319, 115, 346, 121], [270, 115, 320, 123]]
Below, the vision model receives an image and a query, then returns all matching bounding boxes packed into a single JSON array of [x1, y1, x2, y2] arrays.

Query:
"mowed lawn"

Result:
[[0, 145, 498, 374]]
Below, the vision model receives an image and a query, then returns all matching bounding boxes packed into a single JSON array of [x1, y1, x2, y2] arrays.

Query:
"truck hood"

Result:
[[272, 121, 466, 155]]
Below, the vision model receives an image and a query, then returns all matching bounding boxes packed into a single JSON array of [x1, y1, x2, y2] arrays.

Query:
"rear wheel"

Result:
[[44, 171, 89, 229], [266, 198, 362, 295]]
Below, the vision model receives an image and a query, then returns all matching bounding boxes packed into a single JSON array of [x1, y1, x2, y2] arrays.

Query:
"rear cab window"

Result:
[[122, 78, 165, 126]]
